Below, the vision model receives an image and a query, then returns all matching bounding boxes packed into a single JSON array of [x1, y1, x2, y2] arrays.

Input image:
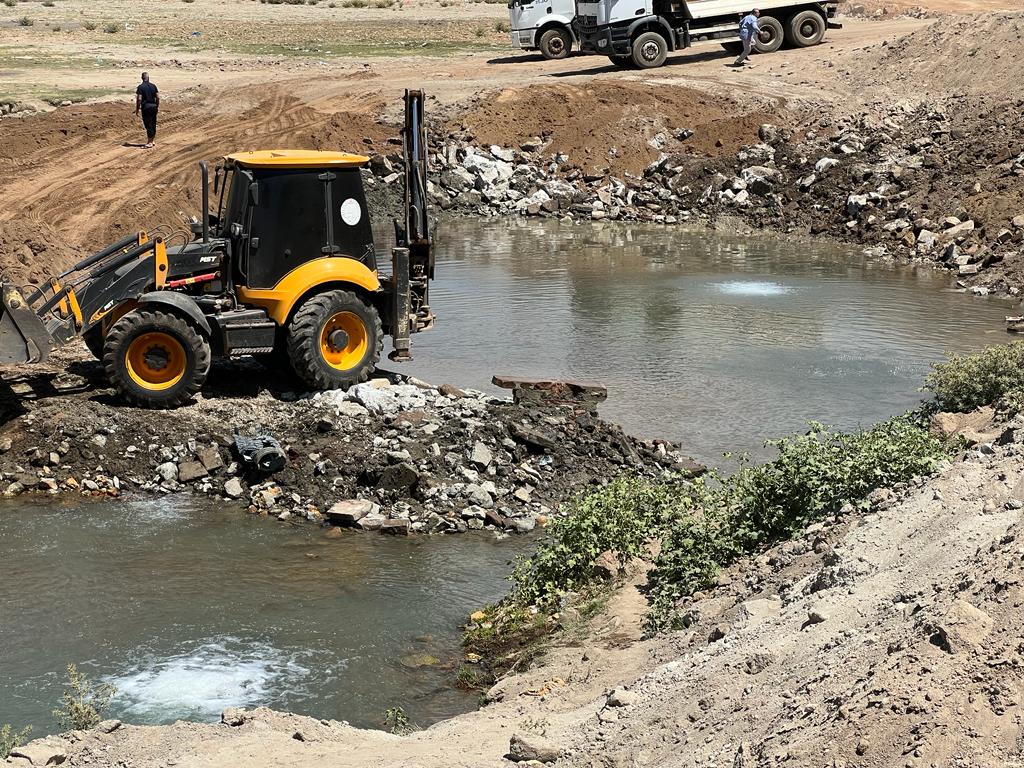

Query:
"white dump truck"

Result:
[[508, 0, 579, 59], [575, 0, 841, 68]]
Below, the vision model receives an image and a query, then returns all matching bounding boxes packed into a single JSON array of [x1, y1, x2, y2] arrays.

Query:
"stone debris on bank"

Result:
[[0, 371, 702, 536], [363, 103, 1024, 297]]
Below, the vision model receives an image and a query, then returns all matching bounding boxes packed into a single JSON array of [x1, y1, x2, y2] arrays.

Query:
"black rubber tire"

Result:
[[631, 31, 668, 69], [538, 27, 572, 60], [103, 308, 211, 409], [83, 325, 104, 361], [753, 15, 784, 54], [608, 55, 635, 68], [786, 10, 825, 47], [287, 289, 382, 391]]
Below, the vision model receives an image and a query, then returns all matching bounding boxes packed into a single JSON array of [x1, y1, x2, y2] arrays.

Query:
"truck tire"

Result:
[[631, 30, 668, 69], [287, 289, 382, 390], [538, 27, 572, 60], [786, 10, 825, 47], [608, 55, 635, 68], [103, 308, 210, 409], [753, 15, 784, 53]]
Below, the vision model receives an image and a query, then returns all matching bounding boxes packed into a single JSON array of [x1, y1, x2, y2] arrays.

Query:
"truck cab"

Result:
[[508, 0, 578, 59], [575, 0, 840, 68]]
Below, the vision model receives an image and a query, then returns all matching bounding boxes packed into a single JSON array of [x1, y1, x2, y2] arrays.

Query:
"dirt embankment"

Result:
[[10, 412, 1024, 767]]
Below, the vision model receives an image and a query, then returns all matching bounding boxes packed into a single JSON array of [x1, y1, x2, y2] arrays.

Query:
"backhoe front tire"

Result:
[[83, 326, 104, 361], [287, 290, 382, 391], [102, 309, 210, 409]]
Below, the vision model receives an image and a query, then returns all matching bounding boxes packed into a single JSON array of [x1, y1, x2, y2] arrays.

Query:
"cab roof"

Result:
[[225, 150, 370, 169]]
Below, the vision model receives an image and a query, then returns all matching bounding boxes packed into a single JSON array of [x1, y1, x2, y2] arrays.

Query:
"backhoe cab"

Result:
[[0, 90, 434, 408]]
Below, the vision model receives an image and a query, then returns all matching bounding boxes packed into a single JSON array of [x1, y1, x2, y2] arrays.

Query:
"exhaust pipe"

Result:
[[199, 161, 210, 244]]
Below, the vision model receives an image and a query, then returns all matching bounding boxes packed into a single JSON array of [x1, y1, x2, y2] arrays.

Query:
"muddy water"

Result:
[[394, 218, 1014, 463], [0, 497, 532, 735]]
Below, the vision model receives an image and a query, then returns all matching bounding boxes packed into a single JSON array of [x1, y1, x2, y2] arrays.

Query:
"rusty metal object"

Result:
[[492, 376, 608, 408]]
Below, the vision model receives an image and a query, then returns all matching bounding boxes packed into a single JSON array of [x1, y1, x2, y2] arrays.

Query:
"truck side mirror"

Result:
[[213, 166, 222, 194], [248, 182, 260, 207]]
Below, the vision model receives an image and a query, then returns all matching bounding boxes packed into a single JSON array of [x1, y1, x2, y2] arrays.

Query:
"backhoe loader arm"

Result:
[[0, 234, 168, 363]]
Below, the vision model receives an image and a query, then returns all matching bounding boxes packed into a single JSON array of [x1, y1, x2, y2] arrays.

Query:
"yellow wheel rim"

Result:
[[320, 311, 368, 371], [125, 332, 187, 391]]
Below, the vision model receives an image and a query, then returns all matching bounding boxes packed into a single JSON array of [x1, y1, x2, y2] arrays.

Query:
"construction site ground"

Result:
[[4, 0, 1024, 766]]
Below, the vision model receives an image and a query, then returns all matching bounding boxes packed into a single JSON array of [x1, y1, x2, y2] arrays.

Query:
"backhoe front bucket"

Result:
[[0, 284, 53, 364]]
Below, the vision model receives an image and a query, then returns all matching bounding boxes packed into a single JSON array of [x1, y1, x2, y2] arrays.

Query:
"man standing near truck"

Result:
[[134, 72, 159, 149], [733, 9, 760, 66]]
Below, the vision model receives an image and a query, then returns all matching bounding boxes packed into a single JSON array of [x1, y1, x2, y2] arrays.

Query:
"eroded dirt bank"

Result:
[[9, 414, 1024, 767]]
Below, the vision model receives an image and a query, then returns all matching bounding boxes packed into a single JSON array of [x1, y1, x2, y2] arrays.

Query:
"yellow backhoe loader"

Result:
[[0, 90, 434, 408]]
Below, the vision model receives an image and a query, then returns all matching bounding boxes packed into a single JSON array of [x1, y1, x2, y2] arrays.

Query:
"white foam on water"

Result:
[[713, 281, 794, 297], [107, 637, 342, 723]]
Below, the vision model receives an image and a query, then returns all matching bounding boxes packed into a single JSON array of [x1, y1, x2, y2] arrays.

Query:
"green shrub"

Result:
[[384, 706, 414, 735], [923, 342, 1024, 413], [1, 724, 32, 760], [83, 20, 96, 29], [645, 415, 948, 630], [52, 664, 116, 731], [103, 22, 118, 33], [2, 0, 17, 8], [18, 15, 33, 25], [494, 20, 510, 32], [511, 476, 681, 606], [42, 0, 54, 6]]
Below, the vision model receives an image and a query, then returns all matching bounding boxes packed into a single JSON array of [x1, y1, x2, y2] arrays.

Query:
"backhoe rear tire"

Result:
[[287, 290, 382, 391], [102, 308, 211, 409]]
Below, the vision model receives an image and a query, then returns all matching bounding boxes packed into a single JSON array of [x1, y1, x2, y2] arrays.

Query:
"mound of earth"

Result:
[[848, 12, 1024, 100], [451, 83, 775, 177]]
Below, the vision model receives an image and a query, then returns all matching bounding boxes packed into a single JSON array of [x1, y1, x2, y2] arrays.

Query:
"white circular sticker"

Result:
[[340, 198, 362, 226]]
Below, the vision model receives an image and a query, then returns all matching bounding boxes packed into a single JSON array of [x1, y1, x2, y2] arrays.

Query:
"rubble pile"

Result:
[[0, 363, 701, 535]]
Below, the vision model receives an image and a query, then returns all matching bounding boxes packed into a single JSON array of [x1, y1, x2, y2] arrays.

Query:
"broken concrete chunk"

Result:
[[509, 733, 561, 763]]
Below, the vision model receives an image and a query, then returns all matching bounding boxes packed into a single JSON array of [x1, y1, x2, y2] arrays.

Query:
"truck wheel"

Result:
[[631, 31, 668, 69], [83, 326, 104, 360], [103, 308, 210, 409], [538, 27, 571, 60], [608, 55, 635, 68], [753, 15, 784, 53], [786, 10, 825, 47], [287, 289, 382, 390]]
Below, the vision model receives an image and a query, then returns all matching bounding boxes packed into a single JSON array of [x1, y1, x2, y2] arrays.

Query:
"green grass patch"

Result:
[[1, 724, 32, 760]]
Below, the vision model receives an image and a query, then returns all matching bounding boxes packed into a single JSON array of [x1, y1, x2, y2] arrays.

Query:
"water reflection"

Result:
[[380, 217, 1013, 463]]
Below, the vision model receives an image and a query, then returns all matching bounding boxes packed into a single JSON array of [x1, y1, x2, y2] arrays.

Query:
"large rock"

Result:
[[509, 733, 561, 763], [470, 441, 493, 469], [740, 165, 782, 195], [926, 599, 993, 654], [930, 407, 1001, 445], [9, 739, 67, 765], [372, 462, 420, 492], [326, 498, 379, 526], [177, 460, 208, 483]]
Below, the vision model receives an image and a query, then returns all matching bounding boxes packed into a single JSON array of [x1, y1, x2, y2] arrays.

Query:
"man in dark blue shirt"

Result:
[[134, 72, 160, 149], [733, 9, 760, 67]]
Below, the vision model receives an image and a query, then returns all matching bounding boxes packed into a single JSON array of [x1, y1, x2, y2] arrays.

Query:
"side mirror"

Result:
[[248, 182, 260, 207], [213, 166, 222, 194]]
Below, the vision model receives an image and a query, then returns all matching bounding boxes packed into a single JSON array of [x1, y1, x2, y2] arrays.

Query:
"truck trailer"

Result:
[[575, 0, 841, 68], [508, 0, 579, 59]]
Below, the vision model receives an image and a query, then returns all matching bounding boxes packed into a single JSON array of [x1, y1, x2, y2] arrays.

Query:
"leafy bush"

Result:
[[494, 20, 510, 32], [923, 342, 1024, 413], [83, 20, 96, 29], [53, 664, 116, 731], [103, 22, 118, 33], [18, 15, 33, 25], [2, 0, 17, 8], [511, 476, 681, 605], [384, 706, 414, 735], [1, 724, 32, 760], [645, 415, 948, 630]]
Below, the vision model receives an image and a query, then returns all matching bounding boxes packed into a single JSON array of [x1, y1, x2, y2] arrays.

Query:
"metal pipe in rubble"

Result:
[[58, 233, 140, 279], [199, 161, 210, 244]]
